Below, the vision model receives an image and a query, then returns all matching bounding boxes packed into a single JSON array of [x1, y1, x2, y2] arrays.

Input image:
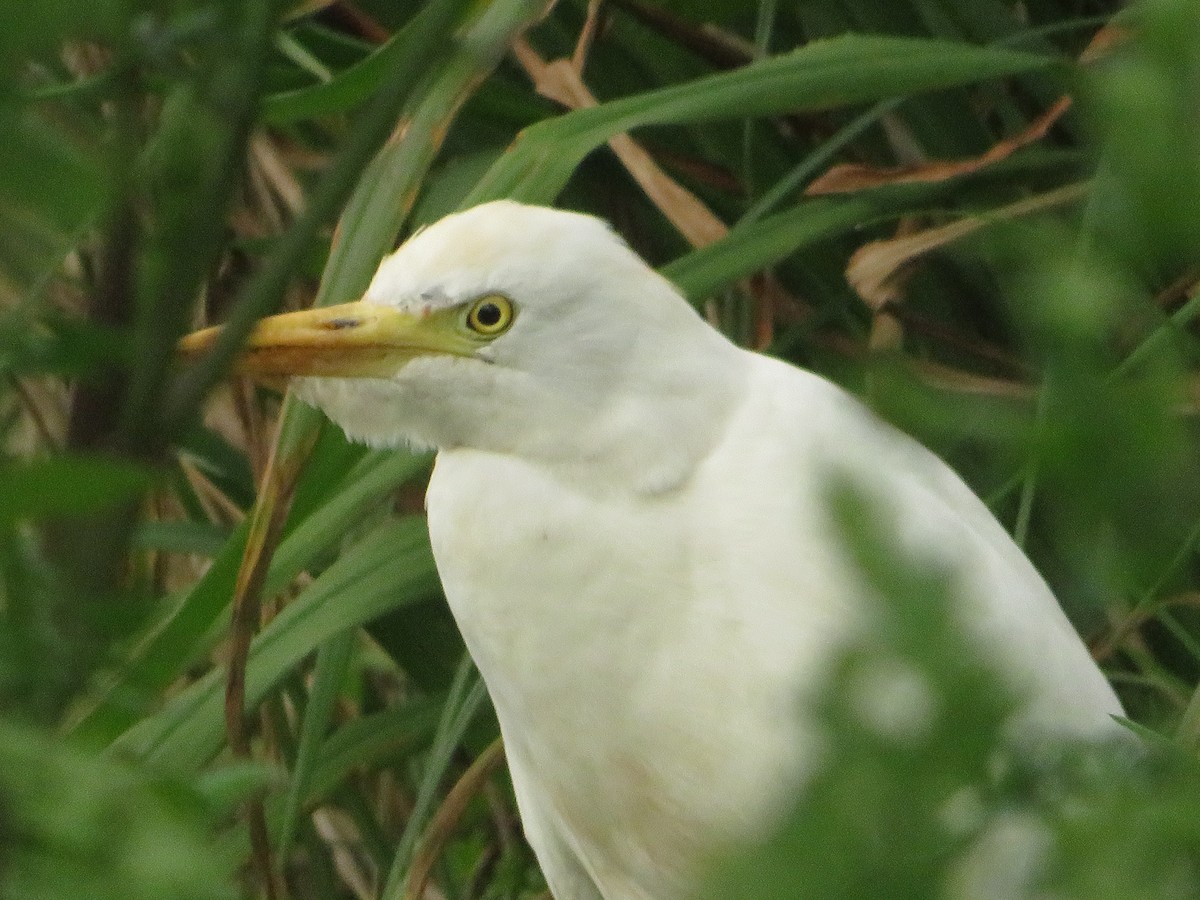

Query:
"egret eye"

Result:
[[465, 295, 515, 336]]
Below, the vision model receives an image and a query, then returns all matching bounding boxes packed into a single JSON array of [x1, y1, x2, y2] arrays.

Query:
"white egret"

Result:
[[182, 201, 1123, 900]]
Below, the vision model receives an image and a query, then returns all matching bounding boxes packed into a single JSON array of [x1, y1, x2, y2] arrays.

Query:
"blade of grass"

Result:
[[468, 34, 1061, 204], [123, 0, 279, 454], [316, 0, 551, 306], [265, 11, 443, 124], [381, 653, 488, 900], [278, 627, 355, 856], [263, 449, 432, 597], [203, 2, 546, 875], [72, 446, 428, 744], [1110, 284, 1200, 381], [403, 736, 506, 900], [222, 407, 321, 898], [300, 700, 443, 807], [112, 517, 440, 771], [204, 3, 546, 877], [740, 98, 904, 226], [661, 194, 887, 301]]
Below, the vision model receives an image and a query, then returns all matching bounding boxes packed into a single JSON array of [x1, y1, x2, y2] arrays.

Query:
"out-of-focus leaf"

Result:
[[0, 0, 124, 63], [0, 316, 128, 379], [0, 109, 104, 292], [131, 520, 230, 556], [703, 478, 1019, 899], [193, 760, 279, 816], [0, 456, 149, 523], [176, 424, 257, 511], [1085, 0, 1200, 273], [70, 520, 251, 746], [0, 718, 238, 900]]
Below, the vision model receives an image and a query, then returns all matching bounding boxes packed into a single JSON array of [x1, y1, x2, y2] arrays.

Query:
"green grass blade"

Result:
[[278, 627, 355, 854], [0, 456, 148, 522], [263, 449, 431, 597], [264, 5, 457, 124], [71, 520, 252, 745], [468, 34, 1062, 205], [112, 517, 439, 771], [302, 700, 443, 806], [662, 196, 883, 301], [381, 653, 488, 900], [74, 449, 427, 744]]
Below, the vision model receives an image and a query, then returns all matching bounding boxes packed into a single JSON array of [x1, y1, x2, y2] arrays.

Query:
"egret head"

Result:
[[181, 201, 744, 486]]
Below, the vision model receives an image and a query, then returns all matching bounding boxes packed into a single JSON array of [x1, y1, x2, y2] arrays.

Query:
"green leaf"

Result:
[[468, 34, 1061, 204], [74, 449, 428, 744], [0, 0, 124, 65], [662, 196, 882, 300], [0, 718, 238, 900], [266, 449, 431, 598], [72, 521, 251, 745], [264, 5, 459, 124], [113, 517, 440, 772], [314, 0, 550, 307], [301, 700, 442, 805], [131, 520, 231, 557], [278, 628, 355, 854], [381, 654, 488, 900], [0, 456, 149, 524]]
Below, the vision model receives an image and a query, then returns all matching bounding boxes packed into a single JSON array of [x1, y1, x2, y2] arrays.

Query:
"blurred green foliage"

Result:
[[2, 0, 1200, 897], [0, 717, 245, 900]]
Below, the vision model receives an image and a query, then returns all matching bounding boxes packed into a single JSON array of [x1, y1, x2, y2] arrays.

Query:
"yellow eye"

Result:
[[465, 295, 515, 336]]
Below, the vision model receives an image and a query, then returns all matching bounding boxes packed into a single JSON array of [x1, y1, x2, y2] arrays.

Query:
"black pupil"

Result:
[[475, 302, 502, 328]]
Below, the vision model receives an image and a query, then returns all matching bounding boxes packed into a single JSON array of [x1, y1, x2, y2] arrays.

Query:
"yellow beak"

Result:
[[178, 300, 476, 379]]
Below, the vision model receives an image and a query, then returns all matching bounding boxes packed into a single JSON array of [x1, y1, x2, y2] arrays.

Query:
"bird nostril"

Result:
[[324, 318, 361, 330]]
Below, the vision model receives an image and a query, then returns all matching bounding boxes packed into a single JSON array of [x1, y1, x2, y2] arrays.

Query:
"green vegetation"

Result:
[[2, 0, 1199, 896]]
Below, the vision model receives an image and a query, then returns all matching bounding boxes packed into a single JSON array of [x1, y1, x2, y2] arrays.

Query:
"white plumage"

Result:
[[282, 201, 1123, 899]]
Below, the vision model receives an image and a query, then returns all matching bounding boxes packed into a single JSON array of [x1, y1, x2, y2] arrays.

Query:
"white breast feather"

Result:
[[425, 350, 1122, 900]]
